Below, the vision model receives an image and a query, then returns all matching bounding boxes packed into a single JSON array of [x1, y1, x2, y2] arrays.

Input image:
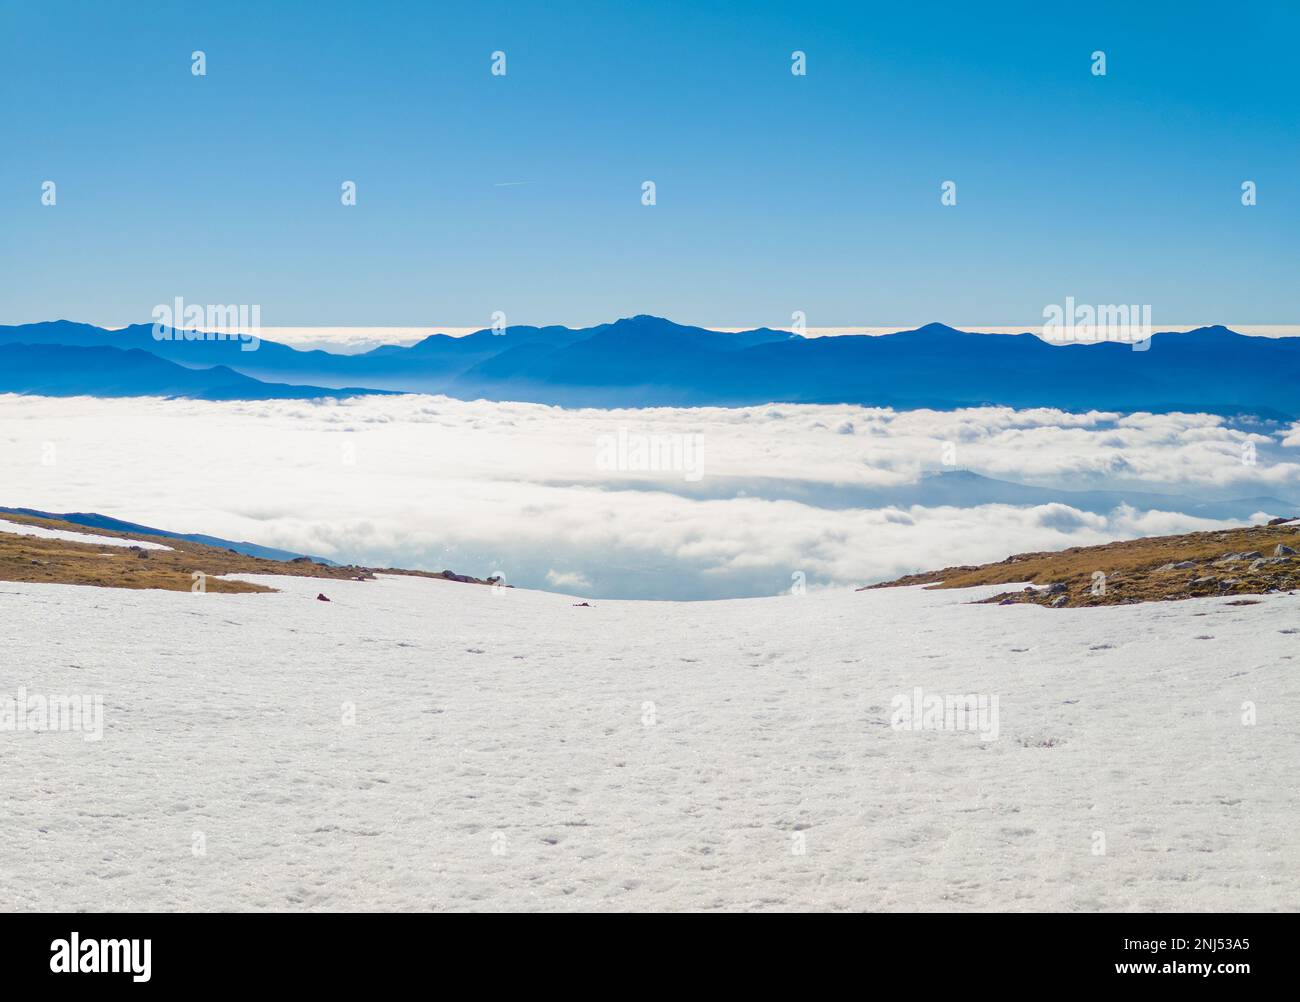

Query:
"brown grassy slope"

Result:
[[866, 519, 1300, 607], [0, 513, 498, 594]]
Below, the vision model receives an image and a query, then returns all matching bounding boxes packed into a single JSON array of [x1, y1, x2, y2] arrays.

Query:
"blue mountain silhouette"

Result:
[[1, 316, 1296, 416], [0, 342, 391, 400]]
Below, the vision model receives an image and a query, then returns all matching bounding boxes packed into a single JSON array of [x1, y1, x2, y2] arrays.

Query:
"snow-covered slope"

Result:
[[1, 574, 1295, 911], [0, 518, 172, 550]]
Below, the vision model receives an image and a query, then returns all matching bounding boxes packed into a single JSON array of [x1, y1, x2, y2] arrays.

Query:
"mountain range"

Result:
[[2, 316, 1298, 416]]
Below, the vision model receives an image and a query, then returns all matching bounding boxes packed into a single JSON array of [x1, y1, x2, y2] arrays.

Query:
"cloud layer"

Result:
[[3, 395, 1297, 599]]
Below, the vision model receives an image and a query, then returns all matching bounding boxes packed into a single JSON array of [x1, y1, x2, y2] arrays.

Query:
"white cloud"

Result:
[[545, 569, 592, 591], [0, 394, 1292, 599]]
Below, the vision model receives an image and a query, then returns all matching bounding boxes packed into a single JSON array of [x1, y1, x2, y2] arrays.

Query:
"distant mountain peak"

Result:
[[608, 315, 680, 332], [896, 322, 965, 337], [922, 468, 989, 481]]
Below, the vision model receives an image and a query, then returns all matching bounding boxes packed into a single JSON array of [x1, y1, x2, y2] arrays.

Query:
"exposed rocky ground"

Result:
[[0, 512, 501, 593], [868, 517, 1300, 608]]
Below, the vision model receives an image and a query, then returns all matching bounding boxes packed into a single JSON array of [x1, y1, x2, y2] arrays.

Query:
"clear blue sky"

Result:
[[2, 0, 1296, 329]]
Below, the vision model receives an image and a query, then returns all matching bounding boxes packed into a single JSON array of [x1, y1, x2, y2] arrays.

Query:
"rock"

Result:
[[1267, 517, 1298, 526], [572, 601, 593, 607], [316, 593, 330, 602], [1045, 582, 1068, 594], [1274, 544, 1296, 556], [291, 556, 313, 564], [1191, 576, 1217, 586], [998, 598, 1015, 606], [1157, 560, 1197, 571], [1049, 595, 1068, 607]]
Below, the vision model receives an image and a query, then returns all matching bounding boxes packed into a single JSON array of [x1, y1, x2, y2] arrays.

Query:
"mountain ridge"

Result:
[[0, 342, 392, 400], [1, 316, 1295, 415]]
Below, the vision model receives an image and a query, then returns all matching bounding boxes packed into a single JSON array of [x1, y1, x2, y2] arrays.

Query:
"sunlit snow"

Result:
[[2, 573, 1293, 910]]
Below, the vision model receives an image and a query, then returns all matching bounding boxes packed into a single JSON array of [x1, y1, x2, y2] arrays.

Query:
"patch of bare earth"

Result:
[[866, 518, 1300, 608]]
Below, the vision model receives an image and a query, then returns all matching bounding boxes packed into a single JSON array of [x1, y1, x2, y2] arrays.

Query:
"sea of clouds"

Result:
[[3, 394, 1298, 599]]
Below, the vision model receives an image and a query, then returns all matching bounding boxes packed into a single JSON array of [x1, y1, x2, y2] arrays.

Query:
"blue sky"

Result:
[[1, 0, 1297, 329]]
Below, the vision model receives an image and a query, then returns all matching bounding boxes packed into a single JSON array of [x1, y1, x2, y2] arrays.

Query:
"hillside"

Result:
[[0, 513, 498, 593], [5, 546, 1295, 910], [0, 343, 392, 400], [869, 517, 1300, 607]]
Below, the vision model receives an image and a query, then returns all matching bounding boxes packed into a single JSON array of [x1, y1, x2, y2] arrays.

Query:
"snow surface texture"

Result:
[[1, 573, 1295, 911], [0, 519, 171, 551]]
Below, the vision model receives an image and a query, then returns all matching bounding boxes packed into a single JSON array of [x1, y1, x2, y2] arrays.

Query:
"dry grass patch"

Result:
[[0, 513, 497, 594], [867, 519, 1300, 608]]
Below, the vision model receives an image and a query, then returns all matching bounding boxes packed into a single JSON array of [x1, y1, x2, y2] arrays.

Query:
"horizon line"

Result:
[[19, 318, 1300, 340], [84, 320, 1300, 353]]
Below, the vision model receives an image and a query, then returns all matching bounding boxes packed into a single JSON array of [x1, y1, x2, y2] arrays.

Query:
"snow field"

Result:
[[1, 573, 1295, 910]]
